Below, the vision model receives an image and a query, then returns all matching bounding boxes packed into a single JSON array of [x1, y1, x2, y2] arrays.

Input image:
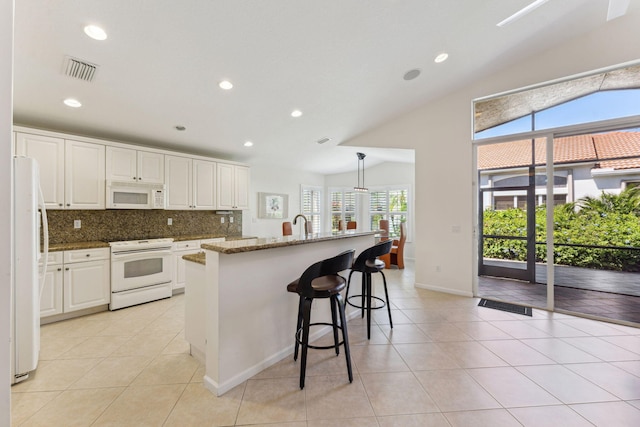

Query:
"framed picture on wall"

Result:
[[258, 192, 288, 219]]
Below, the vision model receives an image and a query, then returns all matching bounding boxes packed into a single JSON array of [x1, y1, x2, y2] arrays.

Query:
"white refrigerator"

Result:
[[11, 156, 48, 384]]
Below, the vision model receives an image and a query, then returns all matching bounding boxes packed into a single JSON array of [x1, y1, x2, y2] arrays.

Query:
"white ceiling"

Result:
[[12, 0, 639, 174]]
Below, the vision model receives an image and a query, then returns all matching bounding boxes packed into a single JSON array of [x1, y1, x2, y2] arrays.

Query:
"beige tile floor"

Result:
[[11, 261, 640, 426]]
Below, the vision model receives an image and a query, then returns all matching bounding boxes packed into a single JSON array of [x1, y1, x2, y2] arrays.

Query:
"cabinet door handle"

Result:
[[86, 254, 91, 257], [65, 267, 69, 271], [66, 203, 70, 207], [57, 268, 62, 271], [58, 203, 63, 207]]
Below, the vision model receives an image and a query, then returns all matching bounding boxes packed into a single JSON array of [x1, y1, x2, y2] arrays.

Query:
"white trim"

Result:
[[591, 167, 640, 177], [545, 135, 555, 311], [473, 115, 640, 146], [415, 282, 474, 298], [202, 310, 361, 396]]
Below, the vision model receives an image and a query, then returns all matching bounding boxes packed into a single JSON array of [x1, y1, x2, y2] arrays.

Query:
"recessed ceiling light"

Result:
[[83, 25, 107, 41], [219, 80, 233, 90], [434, 53, 449, 63], [243, 141, 253, 147], [291, 109, 303, 118], [403, 69, 421, 81], [175, 125, 186, 131], [63, 98, 82, 108]]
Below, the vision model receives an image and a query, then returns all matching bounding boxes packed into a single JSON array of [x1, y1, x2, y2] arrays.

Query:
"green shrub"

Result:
[[483, 188, 640, 271]]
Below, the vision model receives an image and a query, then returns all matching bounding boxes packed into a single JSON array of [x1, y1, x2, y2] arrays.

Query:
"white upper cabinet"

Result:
[[165, 155, 192, 210], [217, 163, 249, 210], [15, 132, 65, 209], [65, 140, 106, 209], [16, 128, 248, 212], [193, 160, 216, 210], [106, 146, 164, 184], [138, 151, 165, 183], [234, 165, 250, 209], [165, 155, 216, 210], [16, 133, 105, 209]]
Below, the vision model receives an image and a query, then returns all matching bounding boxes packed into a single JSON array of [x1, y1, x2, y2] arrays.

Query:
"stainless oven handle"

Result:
[[111, 249, 171, 261], [111, 247, 173, 257]]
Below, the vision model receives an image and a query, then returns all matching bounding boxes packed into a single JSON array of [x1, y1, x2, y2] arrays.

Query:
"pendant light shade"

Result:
[[354, 152, 368, 193]]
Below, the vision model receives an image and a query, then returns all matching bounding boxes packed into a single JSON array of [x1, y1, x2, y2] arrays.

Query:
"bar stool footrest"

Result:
[[346, 294, 387, 310], [296, 322, 345, 350]]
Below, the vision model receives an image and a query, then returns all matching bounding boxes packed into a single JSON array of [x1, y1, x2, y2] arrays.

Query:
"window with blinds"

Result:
[[301, 186, 322, 233], [330, 188, 357, 231], [369, 188, 408, 238]]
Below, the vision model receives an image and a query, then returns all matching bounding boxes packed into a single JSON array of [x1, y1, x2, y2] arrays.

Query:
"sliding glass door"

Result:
[[477, 138, 548, 309]]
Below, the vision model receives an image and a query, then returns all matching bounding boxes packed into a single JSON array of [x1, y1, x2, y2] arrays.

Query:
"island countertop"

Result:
[[200, 230, 377, 254]]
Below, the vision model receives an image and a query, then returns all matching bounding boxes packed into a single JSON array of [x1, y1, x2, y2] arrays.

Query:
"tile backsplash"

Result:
[[46, 209, 242, 244]]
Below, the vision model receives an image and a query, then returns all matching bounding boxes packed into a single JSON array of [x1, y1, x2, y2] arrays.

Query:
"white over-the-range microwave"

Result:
[[106, 180, 166, 209]]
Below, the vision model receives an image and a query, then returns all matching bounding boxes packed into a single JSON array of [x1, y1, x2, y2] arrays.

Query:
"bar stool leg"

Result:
[[345, 270, 355, 299], [330, 295, 340, 356], [335, 293, 353, 383], [366, 272, 372, 339], [360, 272, 366, 318], [293, 296, 304, 361], [300, 297, 312, 389], [380, 271, 393, 329]]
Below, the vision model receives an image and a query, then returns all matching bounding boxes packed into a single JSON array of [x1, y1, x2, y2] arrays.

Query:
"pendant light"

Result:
[[354, 152, 368, 193]]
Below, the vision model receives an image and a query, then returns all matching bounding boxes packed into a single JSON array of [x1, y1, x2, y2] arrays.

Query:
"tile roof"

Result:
[[478, 131, 640, 171]]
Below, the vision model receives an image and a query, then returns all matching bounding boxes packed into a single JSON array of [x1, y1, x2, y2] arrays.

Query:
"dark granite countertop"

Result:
[[172, 234, 227, 242], [183, 252, 206, 265], [201, 231, 376, 254], [47, 235, 252, 252], [48, 241, 110, 252]]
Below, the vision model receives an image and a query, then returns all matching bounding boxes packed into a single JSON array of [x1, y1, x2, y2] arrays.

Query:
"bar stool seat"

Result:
[[346, 240, 393, 339], [286, 275, 345, 297], [287, 249, 355, 389]]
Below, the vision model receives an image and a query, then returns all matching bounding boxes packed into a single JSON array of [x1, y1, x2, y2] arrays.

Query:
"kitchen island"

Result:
[[184, 231, 375, 395]]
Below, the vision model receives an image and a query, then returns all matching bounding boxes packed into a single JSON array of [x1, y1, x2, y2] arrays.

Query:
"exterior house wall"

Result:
[[342, 12, 640, 296], [574, 166, 608, 198], [590, 172, 640, 194], [480, 165, 640, 210]]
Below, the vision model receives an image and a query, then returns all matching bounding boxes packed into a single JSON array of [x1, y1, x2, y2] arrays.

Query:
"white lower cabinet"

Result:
[[172, 238, 224, 291], [172, 240, 201, 291], [40, 252, 64, 317], [40, 248, 110, 318]]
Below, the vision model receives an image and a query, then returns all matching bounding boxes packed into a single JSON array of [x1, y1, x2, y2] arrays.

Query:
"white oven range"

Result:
[[109, 238, 174, 310]]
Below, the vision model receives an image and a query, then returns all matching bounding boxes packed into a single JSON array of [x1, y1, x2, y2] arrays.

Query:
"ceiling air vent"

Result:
[[63, 56, 98, 82], [316, 137, 331, 145]]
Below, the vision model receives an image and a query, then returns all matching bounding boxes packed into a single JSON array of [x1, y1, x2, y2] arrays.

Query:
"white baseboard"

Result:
[[202, 316, 358, 396], [414, 282, 474, 298]]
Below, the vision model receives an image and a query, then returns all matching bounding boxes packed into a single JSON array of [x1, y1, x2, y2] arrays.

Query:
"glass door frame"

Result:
[[473, 115, 640, 311], [478, 176, 536, 283]]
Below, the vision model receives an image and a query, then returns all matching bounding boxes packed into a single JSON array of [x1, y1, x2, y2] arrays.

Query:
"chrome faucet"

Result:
[[293, 214, 310, 237]]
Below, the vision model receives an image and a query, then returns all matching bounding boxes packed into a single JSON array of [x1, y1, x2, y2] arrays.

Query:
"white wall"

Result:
[[245, 164, 325, 237], [343, 12, 640, 297], [1, 0, 13, 423]]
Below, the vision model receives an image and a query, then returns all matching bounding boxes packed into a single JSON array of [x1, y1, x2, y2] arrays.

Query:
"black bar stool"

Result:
[[346, 240, 393, 339], [286, 249, 355, 389]]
